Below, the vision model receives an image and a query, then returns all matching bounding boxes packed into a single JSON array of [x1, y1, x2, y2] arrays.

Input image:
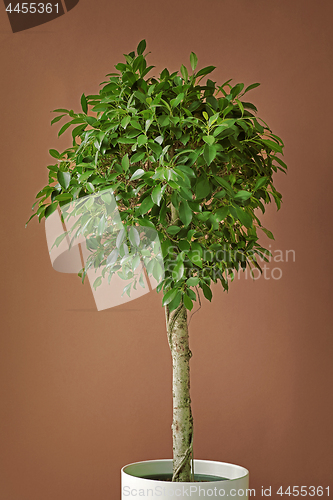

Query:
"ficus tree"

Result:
[[28, 39, 287, 482]]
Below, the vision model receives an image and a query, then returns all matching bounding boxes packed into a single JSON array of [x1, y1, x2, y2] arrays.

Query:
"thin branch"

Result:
[[188, 286, 202, 328]]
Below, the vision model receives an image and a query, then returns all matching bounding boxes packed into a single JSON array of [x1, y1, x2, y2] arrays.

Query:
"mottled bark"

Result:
[[165, 302, 193, 482]]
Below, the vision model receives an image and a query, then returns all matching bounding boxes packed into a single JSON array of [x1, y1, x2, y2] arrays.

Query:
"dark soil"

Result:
[[141, 473, 228, 482]]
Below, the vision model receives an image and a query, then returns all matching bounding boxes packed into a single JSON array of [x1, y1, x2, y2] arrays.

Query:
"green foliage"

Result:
[[29, 40, 287, 311]]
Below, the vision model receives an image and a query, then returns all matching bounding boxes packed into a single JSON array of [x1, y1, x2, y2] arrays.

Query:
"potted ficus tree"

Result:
[[28, 39, 287, 498]]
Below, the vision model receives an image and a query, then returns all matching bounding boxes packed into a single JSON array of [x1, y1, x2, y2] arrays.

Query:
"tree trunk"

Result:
[[165, 302, 193, 482]]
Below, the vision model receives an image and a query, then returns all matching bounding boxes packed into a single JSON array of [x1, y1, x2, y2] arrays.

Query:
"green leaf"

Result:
[[253, 118, 264, 133], [98, 215, 106, 236], [168, 291, 182, 312], [235, 206, 253, 228], [273, 156, 288, 170], [213, 120, 236, 136], [101, 191, 112, 204], [57, 171, 71, 190], [129, 226, 140, 246], [115, 62, 128, 72], [162, 288, 178, 306], [140, 196, 154, 215], [72, 124, 86, 140], [116, 228, 126, 249], [49, 149, 60, 159], [196, 178, 210, 199], [47, 165, 58, 172], [230, 83, 244, 98], [187, 277, 199, 287], [137, 134, 148, 147], [58, 121, 72, 137], [85, 197, 94, 210], [208, 113, 219, 126], [196, 66, 216, 77], [171, 93, 184, 108], [173, 261, 184, 282], [53, 232, 67, 248], [215, 177, 233, 195], [188, 251, 202, 268], [81, 93, 88, 114], [254, 177, 268, 191], [176, 164, 196, 179], [131, 151, 146, 163], [151, 185, 162, 206], [133, 55, 144, 73], [137, 39, 146, 55], [45, 202, 58, 219], [196, 212, 211, 222], [106, 248, 119, 266], [261, 227, 275, 240], [179, 187, 193, 201], [130, 169, 145, 181], [85, 115, 99, 127], [121, 116, 131, 128], [51, 114, 65, 125], [179, 240, 190, 252], [152, 260, 163, 282], [261, 139, 283, 154], [186, 229, 196, 242], [235, 99, 244, 116], [25, 212, 38, 227], [122, 283, 132, 297], [79, 171, 92, 182], [53, 108, 69, 114], [158, 115, 170, 127], [122, 154, 130, 172], [149, 141, 163, 160], [216, 206, 229, 221], [139, 272, 146, 288], [187, 288, 197, 301], [202, 136, 215, 146], [179, 200, 192, 227], [214, 190, 226, 199], [202, 283, 212, 301], [183, 293, 193, 311], [54, 193, 72, 202], [118, 137, 136, 145], [243, 82, 260, 94], [190, 52, 198, 72], [191, 241, 203, 256], [180, 64, 188, 82], [93, 276, 102, 291], [203, 144, 217, 165], [234, 190, 252, 202], [166, 226, 181, 235]]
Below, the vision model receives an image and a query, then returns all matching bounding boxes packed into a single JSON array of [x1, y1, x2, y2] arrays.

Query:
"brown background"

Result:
[[1, 0, 333, 498]]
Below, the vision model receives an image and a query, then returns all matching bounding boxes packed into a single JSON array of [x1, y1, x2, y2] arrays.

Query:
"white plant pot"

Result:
[[121, 459, 249, 499]]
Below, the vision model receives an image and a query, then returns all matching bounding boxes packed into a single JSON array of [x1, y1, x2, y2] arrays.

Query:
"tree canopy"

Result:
[[28, 39, 287, 311]]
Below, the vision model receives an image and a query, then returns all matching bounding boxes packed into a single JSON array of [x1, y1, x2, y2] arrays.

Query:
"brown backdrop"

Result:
[[1, 1, 332, 498]]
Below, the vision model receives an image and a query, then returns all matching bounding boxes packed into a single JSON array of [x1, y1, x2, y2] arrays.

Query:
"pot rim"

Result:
[[121, 458, 249, 483]]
